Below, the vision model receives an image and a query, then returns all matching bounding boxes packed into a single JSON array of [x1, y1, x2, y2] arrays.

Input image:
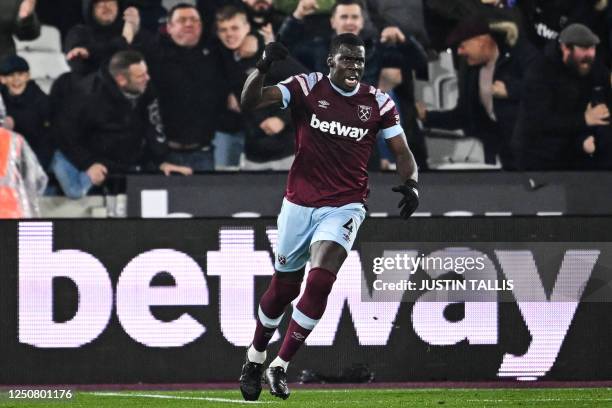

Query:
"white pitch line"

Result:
[[88, 392, 272, 404], [467, 398, 612, 402]]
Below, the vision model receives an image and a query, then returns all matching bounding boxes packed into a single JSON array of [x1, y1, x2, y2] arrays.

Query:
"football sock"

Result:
[[278, 268, 336, 362], [252, 274, 302, 352], [247, 345, 267, 364]]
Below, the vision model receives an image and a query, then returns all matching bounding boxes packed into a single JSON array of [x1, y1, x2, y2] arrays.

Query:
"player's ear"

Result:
[[327, 55, 334, 68]]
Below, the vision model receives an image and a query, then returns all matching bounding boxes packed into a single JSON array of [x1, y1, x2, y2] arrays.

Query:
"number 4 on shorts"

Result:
[[343, 218, 354, 234]]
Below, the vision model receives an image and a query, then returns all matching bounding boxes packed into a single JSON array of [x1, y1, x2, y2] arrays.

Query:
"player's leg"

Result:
[[250, 268, 305, 358], [240, 199, 313, 401], [265, 203, 366, 399]]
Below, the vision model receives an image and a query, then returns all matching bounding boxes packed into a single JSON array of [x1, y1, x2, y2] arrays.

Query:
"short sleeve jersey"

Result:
[[276, 72, 403, 207]]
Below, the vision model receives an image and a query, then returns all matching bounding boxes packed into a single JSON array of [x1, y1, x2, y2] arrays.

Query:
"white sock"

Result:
[[269, 356, 289, 371], [247, 345, 266, 364]]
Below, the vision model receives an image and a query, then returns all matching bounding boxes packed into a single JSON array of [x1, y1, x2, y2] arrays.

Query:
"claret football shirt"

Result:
[[276, 72, 403, 207]]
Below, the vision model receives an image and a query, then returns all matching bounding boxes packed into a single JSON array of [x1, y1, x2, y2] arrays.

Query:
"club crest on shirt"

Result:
[[358, 105, 372, 122]]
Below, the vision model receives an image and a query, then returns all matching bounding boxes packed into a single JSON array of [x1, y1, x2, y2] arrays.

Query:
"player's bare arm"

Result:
[[387, 133, 420, 218], [241, 42, 289, 111], [386, 132, 418, 182]]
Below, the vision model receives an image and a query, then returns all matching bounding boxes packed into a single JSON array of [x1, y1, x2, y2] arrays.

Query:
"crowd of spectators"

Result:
[[0, 0, 611, 199]]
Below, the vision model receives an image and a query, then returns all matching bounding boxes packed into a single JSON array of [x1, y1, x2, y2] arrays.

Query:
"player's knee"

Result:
[[269, 274, 302, 304], [275, 269, 305, 283]]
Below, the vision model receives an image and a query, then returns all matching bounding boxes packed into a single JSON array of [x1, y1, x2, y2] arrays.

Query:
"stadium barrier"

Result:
[[2, 217, 612, 384], [127, 172, 612, 217]]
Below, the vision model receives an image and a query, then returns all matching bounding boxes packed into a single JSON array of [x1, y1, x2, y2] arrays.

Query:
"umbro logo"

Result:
[[318, 100, 330, 109], [278, 254, 287, 265], [291, 331, 306, 342]]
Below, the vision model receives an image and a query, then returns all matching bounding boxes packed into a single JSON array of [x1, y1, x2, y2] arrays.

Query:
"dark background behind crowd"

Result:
[[1, 0, 611, 198]]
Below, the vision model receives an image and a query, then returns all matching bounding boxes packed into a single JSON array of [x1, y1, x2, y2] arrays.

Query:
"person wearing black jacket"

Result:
[[51, 50, 191, 199], [417, 17, 539, 169], [64, 0, 147, 76], [513, 23, 611, 170], [0, 54, 52, 169], [0, 0, 40, 61], [214, 5, 307, 170], [137, 3, 227, 171]]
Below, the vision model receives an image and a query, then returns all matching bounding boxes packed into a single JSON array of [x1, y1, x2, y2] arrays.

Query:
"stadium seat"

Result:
[[14, 25, 62, 53], [16, 51, 69, 94], [13, 25, 70, 94]]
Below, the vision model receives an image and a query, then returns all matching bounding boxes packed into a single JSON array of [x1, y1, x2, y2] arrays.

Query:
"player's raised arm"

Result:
[[386, 133, 420, 218], [241, 42, 289, 112]]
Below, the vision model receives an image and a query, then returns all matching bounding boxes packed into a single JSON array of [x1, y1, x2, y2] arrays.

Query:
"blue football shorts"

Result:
[[274, 197, 367, 272]]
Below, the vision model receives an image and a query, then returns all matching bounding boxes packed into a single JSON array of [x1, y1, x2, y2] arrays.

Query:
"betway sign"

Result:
[[17, 222, 600, 380]]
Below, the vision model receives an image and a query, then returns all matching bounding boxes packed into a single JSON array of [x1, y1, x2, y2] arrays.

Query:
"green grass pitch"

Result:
[[2, 388, 612, 407]]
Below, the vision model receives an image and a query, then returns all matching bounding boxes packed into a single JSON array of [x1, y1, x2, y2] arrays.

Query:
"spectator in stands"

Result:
[[197, 0, 242, 41], [278, 0, 384, 85], [241, 0, 287, 43], [64, 0, 146, 75], [215, 6, 306, 170], [0, 0, 40, 61], [137, 4, 227, 171], [416, 17, 539, 169], [0, 55, 52, 170], [51, 50, 192, 199], [516, 0, 608, 50], [514, 24, 610, 170]]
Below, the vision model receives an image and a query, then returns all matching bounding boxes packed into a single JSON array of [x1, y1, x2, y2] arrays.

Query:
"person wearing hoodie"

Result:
[[51, 50, 192, 199], [0, 54, 52, 170], [416, 17, 539, 169], [64, 0, 147, 76], [0, 0, 40, 61]]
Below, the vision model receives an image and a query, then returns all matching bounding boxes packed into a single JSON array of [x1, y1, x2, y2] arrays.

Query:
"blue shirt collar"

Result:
[[327, 75, 360, 97]]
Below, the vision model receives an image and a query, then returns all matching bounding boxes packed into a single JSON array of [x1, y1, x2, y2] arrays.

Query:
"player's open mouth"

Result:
[[345, 76, 358, 87]]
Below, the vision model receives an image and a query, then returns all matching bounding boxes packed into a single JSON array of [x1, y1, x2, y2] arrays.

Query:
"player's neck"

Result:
[[327, 75, 360, 97]]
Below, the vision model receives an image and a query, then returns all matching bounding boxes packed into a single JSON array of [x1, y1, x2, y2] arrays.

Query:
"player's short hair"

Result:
[[331, 0, 365, 16], [167, 3, 199, 22], [109, 50, 145, 78], [329, 33, 365, 55], [215, 5, 248, 24]]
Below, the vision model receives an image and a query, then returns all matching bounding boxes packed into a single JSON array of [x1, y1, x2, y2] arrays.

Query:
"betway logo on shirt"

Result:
[[310, 114, 368, 141]]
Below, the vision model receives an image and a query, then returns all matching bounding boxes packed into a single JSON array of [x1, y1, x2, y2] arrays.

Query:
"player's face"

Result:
[[330, 4, 364, 35], [167, 8, 203, 48], [328, 44, 366, 92], [216, 15, 251, 51]]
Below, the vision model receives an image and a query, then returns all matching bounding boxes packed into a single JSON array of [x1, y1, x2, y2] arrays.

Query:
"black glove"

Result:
[[392, 179, 419, 218], [256, 42, 289, 73]]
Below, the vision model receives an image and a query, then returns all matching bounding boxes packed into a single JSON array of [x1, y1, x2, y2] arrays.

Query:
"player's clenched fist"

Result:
[[256, 42, 289, 73], [392, 179, 419, 218]]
